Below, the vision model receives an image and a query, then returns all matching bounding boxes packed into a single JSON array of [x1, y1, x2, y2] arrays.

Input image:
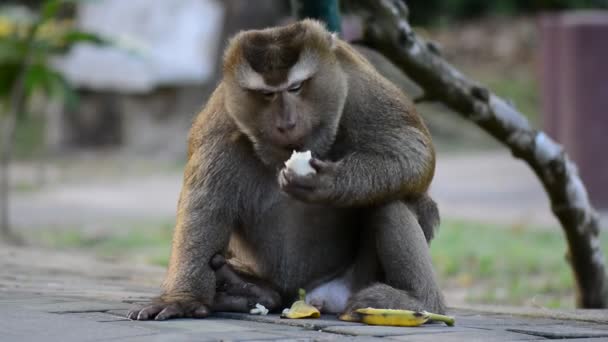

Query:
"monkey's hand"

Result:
[[279, 158, 338, 203], [127, 297, 210, 321]]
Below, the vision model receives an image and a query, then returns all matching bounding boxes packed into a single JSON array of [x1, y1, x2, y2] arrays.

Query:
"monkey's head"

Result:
[[223, 20, 348, 168]]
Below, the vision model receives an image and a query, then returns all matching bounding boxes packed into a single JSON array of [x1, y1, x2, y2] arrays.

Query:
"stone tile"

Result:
[[66, 311, 131, 322], [452, 306, 608, 324], [110, 319, 346, 341], [209, 318, 335, 332], [507, 326, 608, 339], [23, 299, 131, 313], [213, 312, 363, 330], [0, 306, 154, 342], [456, 314, 562, 328], [322, 324, 465, 337], [110, 333, 205, 342], [111, 331, 289, 342], [110, 318, 258, 334], [537, 339, 608, 342], [0, 294, 74, 304], [573, 322, 608, 331], [199, 330, 337, 341], [388, 330, 544, 341], [106, 308, 130, 318]]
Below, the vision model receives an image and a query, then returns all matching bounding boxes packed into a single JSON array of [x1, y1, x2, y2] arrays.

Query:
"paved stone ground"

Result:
[[2, 244, 608, 341]]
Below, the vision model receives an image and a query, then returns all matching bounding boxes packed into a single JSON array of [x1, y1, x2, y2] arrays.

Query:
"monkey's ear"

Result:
[[328, 32, 338, 50]]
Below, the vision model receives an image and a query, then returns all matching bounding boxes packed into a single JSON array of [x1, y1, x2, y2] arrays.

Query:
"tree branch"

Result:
[[347, 0, 607, 308]]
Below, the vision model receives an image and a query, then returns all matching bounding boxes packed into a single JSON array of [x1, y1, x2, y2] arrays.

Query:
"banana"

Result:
[[356, 308, 430, 327], [352, 308, 455, 327], [280, 289, 321, 319]]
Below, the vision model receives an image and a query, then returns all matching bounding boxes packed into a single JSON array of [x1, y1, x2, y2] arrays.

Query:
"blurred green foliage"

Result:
[[429, 220, 606, 307], [407, 0, 608, 25], [0, 0, 106, 118]]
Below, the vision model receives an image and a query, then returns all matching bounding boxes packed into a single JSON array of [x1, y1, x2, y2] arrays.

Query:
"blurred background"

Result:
[[1, 0, 607, 309]]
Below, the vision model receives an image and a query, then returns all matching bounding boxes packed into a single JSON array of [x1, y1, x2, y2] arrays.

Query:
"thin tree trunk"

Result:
[[0, 19, 39, 245], [346, 0, 607, 308], [0, 113, 17, 242], [0, 90, 26, 245]]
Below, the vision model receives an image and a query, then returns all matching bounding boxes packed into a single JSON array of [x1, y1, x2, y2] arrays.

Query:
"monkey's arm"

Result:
[[161, 165, 235, 304], [281, 112, 435, 207], [129, 114, 243, 320], [335, 124, 435, 206], [128, 156, 237, 320]]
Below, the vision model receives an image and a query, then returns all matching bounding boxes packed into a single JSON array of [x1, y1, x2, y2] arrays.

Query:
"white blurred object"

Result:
[[55, 0, 224, 93], [284, 150, 316, 176], [249, 303, 269, 315]]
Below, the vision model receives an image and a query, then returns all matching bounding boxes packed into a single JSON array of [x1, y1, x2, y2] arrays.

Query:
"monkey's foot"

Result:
[[211, 254, 282, 312], [341, 283, 428, 318], [127, 300, 210, 321]]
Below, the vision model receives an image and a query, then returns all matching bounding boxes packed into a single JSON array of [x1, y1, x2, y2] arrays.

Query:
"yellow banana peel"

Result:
[[280, 289, 320, 319], [345, 307, 455, 327]]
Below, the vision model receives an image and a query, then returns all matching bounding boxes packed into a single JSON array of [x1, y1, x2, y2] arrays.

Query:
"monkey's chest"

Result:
[[234, 198, 359, 294]]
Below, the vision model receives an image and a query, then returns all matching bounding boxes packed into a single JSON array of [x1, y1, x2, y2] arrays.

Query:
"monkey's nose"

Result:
[[276, 121, 296, 134]]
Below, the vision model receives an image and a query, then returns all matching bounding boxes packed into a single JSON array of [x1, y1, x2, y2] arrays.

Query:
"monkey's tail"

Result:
[[413, 195, 440, 243]]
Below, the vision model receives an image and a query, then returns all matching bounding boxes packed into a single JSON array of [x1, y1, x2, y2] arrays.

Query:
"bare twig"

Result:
[[347, 0, 607, 308]]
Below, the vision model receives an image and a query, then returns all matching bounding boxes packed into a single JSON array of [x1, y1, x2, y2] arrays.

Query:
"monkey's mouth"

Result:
[[284, 143, 303, 151], [271, 137, 305, 152]]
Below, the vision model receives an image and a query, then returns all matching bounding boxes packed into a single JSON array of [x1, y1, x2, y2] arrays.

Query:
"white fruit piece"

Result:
[[250, 303, 269, 315], [284, 150, 316, 176]]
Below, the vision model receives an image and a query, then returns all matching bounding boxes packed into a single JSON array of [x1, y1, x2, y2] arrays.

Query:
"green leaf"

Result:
[[23, 63, 79, 108], [41, 0, 63, 21], [51, 30, 110, 54], [62, 30, 107, 46], [24, 63, 53, 98], [0, 37, 26, 63]]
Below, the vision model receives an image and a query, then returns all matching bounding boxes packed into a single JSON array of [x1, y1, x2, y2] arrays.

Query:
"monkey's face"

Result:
[[223, 20, 348, 167]]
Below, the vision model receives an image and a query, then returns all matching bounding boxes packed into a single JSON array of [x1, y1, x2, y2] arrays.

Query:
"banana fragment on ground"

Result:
[[280, 289, 320, 319], [340, 308, 455, 327]]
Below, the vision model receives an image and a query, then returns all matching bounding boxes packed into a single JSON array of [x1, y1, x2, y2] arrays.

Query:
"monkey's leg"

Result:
[[344, 201, 446, 315], [211, 254, 281, 312]]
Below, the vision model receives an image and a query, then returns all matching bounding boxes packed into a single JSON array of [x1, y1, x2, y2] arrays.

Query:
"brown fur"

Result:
[[128, 20, 444, 321]]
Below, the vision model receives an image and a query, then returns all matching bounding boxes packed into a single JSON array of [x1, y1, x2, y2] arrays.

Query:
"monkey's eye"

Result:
[[287, 82, 303, 93], [260, 90, 275, 99]]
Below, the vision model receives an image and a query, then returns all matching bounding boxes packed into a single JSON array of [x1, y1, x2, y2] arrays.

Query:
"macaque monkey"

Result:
[[128, 19, 445, 321]]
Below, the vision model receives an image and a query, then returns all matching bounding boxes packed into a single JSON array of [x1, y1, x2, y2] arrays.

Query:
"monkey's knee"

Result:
[[366, 201, 422, 246], [364, 202, 445, 312], [210, 254, 226, 270], [368, 201, 416, 226]]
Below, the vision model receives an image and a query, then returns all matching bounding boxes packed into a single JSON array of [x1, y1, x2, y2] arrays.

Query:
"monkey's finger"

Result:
[[283, 170, 317, 189], [215, 264, 246, 289], [210, 254, 226, 270], [193, 305, 210, 318], [154, 304, 184, 321], [127, 308, 140, 320], [309, 158, 332, 173], [213, 293, 251, 312], [278, 168, 291, 189], [279, 170, 315, 194], [135, 304, 164, 320]]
